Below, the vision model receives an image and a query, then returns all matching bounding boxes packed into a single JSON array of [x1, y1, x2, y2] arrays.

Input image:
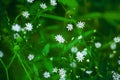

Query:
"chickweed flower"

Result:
[[71, 46, 78, 53], [0, 51, 4, 58], [110, 42, 116, 50], [112, 71, 120, 80], [95, 42, 101, 48], [76, 51, 85, 62], [86, 70, 93, 74], [114, 37, 120, 43], [25, 23, 33, 31], [59, 68, 66, 78], [12, 24, 21, 32], [27, 0, 34, 3], [53, 67, 58, 73], [66, 24, 73, 31], [50, 0, 57, 6], [22, 11, 30, 18], [55, 34, 65, 43], [118, 60, 120, 65], [28, 54, 34, 61], [43, 71, 50, 78], [70, 62, 76, 68], [40, 3, 47, 9], [76, 21, 85, 29]]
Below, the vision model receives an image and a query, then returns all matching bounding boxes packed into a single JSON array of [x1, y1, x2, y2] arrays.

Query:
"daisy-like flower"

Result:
[[76, 21, 85, 29], [95, 42, 101, 48], [12, 24, 21, 32], [53, 67, 58, 73], [66, 24, 73, 31], [55, 34, 65, 43], [114, 37, 120, 43], [76, 51, 85, 62], [0, 51, 4, 58], [28, 54, 34, 61], [71, 46, 78, 53], [110, 42, 116, 50], [50, 0, 57, 6], [13, 33, 20, 39], [112, 71, 120, 80], [27, 0, 34, 3], [43, 71, 50, 78], [59, 68, 66, 78], [25, 23, 33, 31], [40, 3, 47, 9], [22, 11, 30, 18]]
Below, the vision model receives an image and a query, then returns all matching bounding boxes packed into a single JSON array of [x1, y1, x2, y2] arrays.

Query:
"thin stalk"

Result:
[[16, 53, 32, 80]]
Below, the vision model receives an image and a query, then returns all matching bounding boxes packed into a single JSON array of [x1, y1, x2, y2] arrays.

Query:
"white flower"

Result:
[[0, 51, 4, 58], [118, 60, 120, 65], [110, 42, 116, 50], [55, 34, 65, 43], [95, 42, 101, 48], [28, 54, 34, 61], [76, 51, 85, 62], [76, 21, 85, 29], [66, 24, 73, 31], [12, 24, 21, 32], [40, 3, 47, 9], [86, 70, 93, 74], [59, 68, 66, 78], [114, 37, 120, 43], [112, 71, 120, 80], [70, 62, 76, 68], [43, 71, 50, 78], [78, 35, 82, 39], [59, 77, 66, 80], [13, 33, 20, 39], [25, 23, 33, 31], [81, 48, 87, 56], [22, 11, 30, 18], [50, 0, 57, 6], [27, 0, 34, 3], [53, 67, 58, 73], [71, 46, 78, 53]]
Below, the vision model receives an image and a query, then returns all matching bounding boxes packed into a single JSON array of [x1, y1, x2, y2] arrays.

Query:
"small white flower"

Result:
[[22, 11, 30, 18], [95, 42, 101, 48], [50, 0, 57, 6], [59, 68, 66, 78], [59, 77, 66, 80], [78, 35, 82, 39], [13, 33, 20, 39], [110, 42, 116, 50], [28, 54, 34, 61], [66, 24, 73, 31], [86, 70, 93, 74], [53, 67, 58, 73], [114, 37, 120, 43], [43, 71, 50, 78], [70, 62, 76, 68], [76, 51, 85, 62], [76, 21, 85, 29], [12, 24, 21, 32], [0, 51, 4, 58], [40, 3, 47, 9], [71, 46, 78, 53], [112, 71, 120, 80], [81, 48, 87, 56], [25, 23, 33, 31], [27, 0, 34, 3], [55, 34, 65, 43], [118, 60, 120, 65]]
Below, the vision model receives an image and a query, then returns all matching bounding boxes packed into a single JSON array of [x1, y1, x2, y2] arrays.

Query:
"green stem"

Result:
[[16, 53, 32, 80], [0, 59, 9, 80]]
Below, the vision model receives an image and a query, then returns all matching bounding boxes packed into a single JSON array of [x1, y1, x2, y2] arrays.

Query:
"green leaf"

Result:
[[42, 44, 50, 56], [44, 60, 53, 73]]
